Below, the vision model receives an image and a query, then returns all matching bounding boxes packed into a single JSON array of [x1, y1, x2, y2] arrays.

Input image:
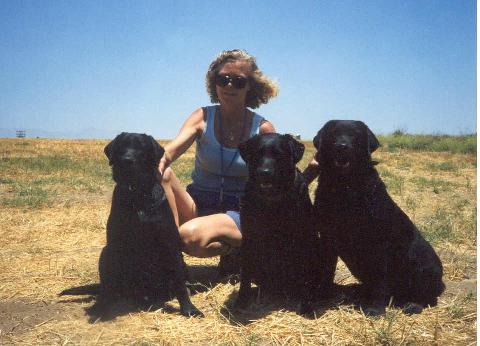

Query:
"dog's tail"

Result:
[[59, 283, 100, 296]]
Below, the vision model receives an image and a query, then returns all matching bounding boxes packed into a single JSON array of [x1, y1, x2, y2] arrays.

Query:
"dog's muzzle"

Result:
[[256, 167, 275, 190], [333, 143, 353, 169]]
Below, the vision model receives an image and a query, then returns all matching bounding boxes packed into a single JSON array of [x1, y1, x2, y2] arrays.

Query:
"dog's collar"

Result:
[[123, 183, 150, 194]]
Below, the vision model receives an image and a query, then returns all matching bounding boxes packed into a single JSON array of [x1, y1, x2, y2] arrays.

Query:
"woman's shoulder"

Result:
[[181, 107, 208, 139], [186, 107, 212, 125], [193, 105, 218, 122], [190, 107, 207, 120]]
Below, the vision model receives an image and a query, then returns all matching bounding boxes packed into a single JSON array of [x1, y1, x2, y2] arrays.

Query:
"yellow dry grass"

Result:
[[0, 138, 476, 345]]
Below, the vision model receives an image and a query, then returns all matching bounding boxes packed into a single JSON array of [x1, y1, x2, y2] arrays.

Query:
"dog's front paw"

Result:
[[178, 297, 204, 317], [233, 294, 251, 311], [181, 305, 204, 318], [362, 305, 386, 317], [298, 301, 315, 318], [402, 302, 423, 315], [233, 299, 249, 311], [233, 284, 252, 311]]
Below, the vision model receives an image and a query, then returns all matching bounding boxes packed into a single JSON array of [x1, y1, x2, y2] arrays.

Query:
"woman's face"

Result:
[[215, 60, 252, 107]]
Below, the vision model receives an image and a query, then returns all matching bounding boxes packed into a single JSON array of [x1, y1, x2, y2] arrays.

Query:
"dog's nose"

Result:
[[120, 148, 140, 162], [257, 167, 274, 178], [118, 157, 137, 171], [334, 142, 350, 151]]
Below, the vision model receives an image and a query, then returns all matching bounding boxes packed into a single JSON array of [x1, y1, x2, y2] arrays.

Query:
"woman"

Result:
[[158, 49, 278, 274]]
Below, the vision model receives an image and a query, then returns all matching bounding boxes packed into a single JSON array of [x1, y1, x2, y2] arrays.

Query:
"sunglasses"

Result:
[[215, 74, 249, 89]]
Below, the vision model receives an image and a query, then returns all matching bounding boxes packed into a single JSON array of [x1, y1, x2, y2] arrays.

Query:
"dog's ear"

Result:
[[283, 134, 305, 163], [104, 132, 126, 165], [313, 129, 323, 151], [313, 121, 336, 164], [239, 135, 258, 164], [312, 129, 323, 164], [358, 122, 380, 154], [313, 120, 334, 151], [313, 121, 331, 163], [147, 135, 165, 166], [367, 127, 380, 154]]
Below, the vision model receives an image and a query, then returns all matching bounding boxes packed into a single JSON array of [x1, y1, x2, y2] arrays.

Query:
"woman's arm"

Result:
[[158, 108, 205, 175]]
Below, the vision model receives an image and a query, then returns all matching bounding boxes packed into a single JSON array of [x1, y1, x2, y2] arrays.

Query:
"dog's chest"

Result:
[[319, 201, 382, 251], [243, 199, 308, 232], [107, 185, 179, 245], [246, 218, 308, 279], [244, 214, 313, 274]]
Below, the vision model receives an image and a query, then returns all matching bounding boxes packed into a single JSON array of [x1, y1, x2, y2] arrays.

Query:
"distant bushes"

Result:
[[378, 132, 476, 154]]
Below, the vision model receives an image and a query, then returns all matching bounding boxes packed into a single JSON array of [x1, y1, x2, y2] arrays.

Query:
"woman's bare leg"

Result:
[[161, 168, 238, 257], [160, 167, 197, 226], [179, 214, 242, 258]]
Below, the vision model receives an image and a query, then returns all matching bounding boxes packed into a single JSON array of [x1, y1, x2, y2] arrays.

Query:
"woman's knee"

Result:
[[179, 215, 241, 257], [179, 220, 205, 257]]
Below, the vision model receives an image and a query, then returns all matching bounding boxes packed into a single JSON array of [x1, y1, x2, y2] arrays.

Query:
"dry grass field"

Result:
[[0, 136, 476, 345]]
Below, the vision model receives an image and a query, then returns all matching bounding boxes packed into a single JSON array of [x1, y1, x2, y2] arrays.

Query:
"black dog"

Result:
[[313, 120, 445, 315], [235, 133, 320, 315], [98, 132, 202, 317]]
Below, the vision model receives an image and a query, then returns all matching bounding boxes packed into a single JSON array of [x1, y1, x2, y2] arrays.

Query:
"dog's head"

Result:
[[104, 132, 164, 187], [313, 120, 379, 176], [239, 133, 304, 201]]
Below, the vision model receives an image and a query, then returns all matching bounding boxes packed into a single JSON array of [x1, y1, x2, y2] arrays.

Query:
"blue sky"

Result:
[[0, 0, 476, 139]]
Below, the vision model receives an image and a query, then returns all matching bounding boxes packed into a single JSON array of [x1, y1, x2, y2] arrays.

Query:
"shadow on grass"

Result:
[[58, 264, 220, 323], [186, 264, 225, 292], [219, 284, 365, 325], [220, 282, 444, 322]]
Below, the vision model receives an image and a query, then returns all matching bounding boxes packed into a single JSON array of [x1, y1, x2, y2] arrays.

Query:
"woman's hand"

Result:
[[303, 157, 320, 185], [259, 120, 276, 134], [158, 152, 172, 178]]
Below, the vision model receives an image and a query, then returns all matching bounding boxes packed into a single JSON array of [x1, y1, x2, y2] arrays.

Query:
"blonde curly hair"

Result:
[[206, 49, 279, 109]]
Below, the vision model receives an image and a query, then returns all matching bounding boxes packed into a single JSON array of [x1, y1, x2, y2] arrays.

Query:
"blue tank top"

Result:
[[191, 105, 265, 196]]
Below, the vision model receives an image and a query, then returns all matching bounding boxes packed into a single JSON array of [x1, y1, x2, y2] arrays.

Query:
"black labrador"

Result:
[[97, 132, 202, 317], [236, 133, 320, 315], [313, 120, 445, 315]]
